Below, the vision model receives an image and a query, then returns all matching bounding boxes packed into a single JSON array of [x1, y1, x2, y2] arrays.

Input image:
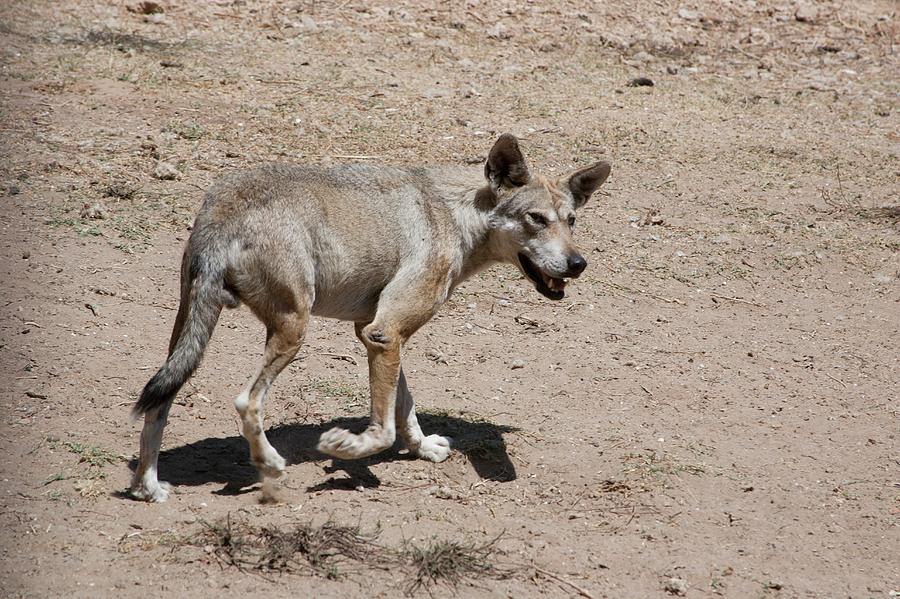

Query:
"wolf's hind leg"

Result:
[[131, 280, 191, 503], [130, 403, 174, 501], [235, 309, 308, 480]]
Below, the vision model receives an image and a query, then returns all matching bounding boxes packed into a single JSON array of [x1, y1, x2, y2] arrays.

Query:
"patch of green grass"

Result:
[[41, 439, 120, 500], [48, 205, 160, 254], [77, 223, 102, 237], [60, 441, 120, 468], [44, 206, 103, 237], [623, 450, 706, 483], [110, 215, 155, 253], [166, 120, 205, 141], [309, 378, 367, 412], [46, 213, 102, 237], [42, 472, 68, 486]]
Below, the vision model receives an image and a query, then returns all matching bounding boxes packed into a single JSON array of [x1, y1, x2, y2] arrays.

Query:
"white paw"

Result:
[[253, 450, 286, 479], [317, 426, 387, 460], [317, 427, 362, 459], [415, 434, 452, 463], [130, 480, 172, 503]]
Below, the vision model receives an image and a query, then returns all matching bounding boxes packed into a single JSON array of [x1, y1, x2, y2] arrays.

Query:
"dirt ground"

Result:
[[1, 0, 898, 597]]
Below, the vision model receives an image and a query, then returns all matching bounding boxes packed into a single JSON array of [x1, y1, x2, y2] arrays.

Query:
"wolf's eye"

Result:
[[567, 215, 576, 228], [526, 211, 548, 227]]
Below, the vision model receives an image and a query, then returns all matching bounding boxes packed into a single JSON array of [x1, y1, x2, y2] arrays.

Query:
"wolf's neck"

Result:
[[438, 189, 502, 291], [450, 196, 493, 276], [426, 167, 504, 287]]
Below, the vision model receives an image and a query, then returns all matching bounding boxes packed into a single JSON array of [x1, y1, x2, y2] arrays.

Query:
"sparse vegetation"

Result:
[[166, 120, 206, 141], [308, 378, 368, 413], [41, 439, 120, 499], [399, 535, 511, 595], [60, 441, 119, 468], [622, 450, 706, 484], [186, 515, 512, 594]]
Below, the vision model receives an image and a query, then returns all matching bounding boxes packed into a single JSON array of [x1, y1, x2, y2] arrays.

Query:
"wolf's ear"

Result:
[[485, 133, 531, 192], [564, 161, 611, 208]]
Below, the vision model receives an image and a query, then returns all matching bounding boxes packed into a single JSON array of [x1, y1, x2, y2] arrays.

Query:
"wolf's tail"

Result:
[[132, 249, 228, 416]]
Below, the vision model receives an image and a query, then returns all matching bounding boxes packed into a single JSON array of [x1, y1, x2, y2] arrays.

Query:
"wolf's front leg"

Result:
[[316, 323, 401, 459], [395, 367, 452, 462], [318, 269, 451, 460]]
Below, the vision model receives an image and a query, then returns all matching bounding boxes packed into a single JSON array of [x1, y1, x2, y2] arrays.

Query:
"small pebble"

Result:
[[434, 486, 463, 500], [424, 348, 447, 364], [153, 161, 180, 180], [795, 4, 818, 22], [631, 51, 652, 63], [80, 202, 108, 220], [664, 577, 687, 596]]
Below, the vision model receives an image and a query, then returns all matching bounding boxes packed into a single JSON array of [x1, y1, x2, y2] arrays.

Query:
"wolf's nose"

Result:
[[567, 254, 587, 276]]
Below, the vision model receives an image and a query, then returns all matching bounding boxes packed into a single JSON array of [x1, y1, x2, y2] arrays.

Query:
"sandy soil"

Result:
[[1, 1, 898, 597]]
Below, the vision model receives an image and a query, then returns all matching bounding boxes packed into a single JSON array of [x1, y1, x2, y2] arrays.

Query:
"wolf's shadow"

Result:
[[128, 413, 519, 496]]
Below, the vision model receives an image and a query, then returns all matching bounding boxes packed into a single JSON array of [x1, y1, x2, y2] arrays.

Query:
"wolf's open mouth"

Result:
[[518, 253, 567, 300]]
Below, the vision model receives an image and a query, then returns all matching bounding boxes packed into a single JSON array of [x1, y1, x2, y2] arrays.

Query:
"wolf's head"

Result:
[[482, 133, 610, 300]]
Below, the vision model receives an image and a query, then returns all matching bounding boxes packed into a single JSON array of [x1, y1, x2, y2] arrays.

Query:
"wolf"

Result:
[[130, 133, 610, 501]]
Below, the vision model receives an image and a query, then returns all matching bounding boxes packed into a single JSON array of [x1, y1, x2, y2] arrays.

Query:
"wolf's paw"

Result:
[[253, 450, 286, 479], [317, 426, 389, 460], [130, 480, 172, 503], [415, 434, 453, 463]]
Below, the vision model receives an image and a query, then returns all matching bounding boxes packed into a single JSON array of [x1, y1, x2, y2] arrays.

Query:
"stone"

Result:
[[795, 4, 819, 23], [153, 161, 180, 180]]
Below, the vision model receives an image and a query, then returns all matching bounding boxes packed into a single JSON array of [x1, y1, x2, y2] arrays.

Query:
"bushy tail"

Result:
[[133, 252, 226, 416]]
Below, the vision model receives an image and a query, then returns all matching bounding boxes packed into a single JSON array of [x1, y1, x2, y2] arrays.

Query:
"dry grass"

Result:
[[256, 521, 382, 578], [189, 515, 512, 593], [623, 450, 706, 484], [399, 534, 512, 595]]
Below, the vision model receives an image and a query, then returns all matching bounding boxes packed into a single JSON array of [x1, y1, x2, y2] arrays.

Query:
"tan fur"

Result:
[[536, 174, 567, 210]]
